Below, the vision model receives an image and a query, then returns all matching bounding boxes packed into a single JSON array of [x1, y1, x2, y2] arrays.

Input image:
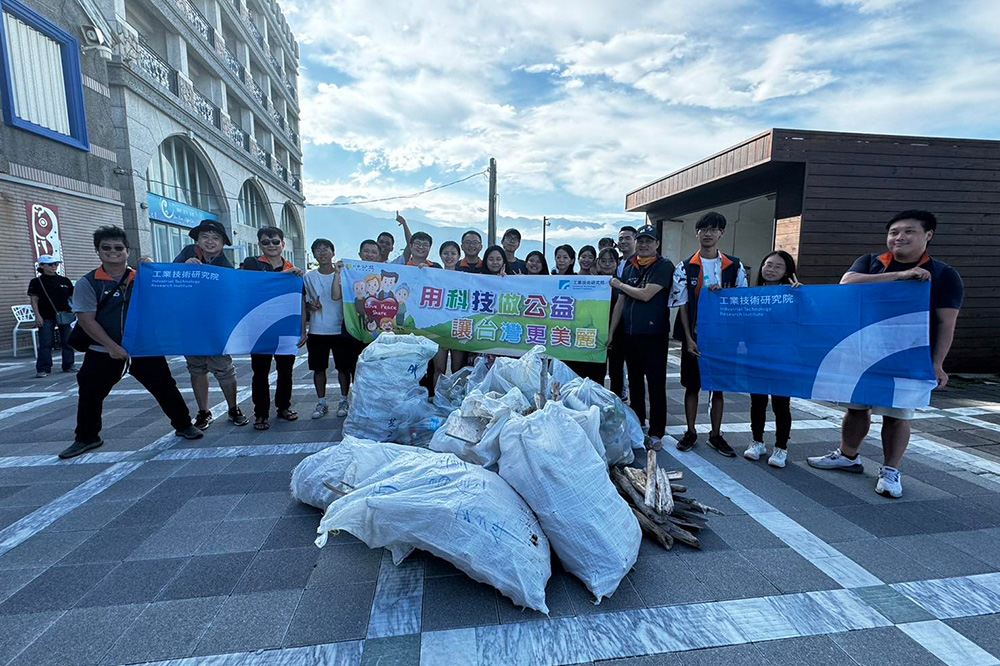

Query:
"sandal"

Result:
[[277, 408, 298, 422], [254, 416, 270, 431]]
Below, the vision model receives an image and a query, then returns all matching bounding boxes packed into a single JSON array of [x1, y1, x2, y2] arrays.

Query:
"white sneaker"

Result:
[[744, 441, 767, 461], [876, 466, 903, 498], [768, 448, 787, 468], [311, 401, 328, 419], [807, 449, 864, 473], [336, 399, 348, 418]]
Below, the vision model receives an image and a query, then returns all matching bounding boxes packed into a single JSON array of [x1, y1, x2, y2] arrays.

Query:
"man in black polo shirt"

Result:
[[173, 220, 249, 429], [61, 226, 202, 459], [609, 224, 680, 451], [809, 210, 963, 498], [240, 226, 306, 431]]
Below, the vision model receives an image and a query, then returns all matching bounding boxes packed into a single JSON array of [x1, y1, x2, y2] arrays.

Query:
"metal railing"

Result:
[[274, 162, 288, 181], [284, 79, 296, 101], [227, 122, 249, 151], [246, 11, 265, 48], [177, 0, 213, 45], [291, 175, 301, 192], [193, 89, 220, 128], [252, 141, 269, 168], [132, 40, 177, 94], [223, 45, 244, 79], [248, 78, 265, 106], [268, 52, 282, 75]]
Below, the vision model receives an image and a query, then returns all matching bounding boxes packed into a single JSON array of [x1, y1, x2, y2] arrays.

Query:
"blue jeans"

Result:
[[37, 319, 75, 373]]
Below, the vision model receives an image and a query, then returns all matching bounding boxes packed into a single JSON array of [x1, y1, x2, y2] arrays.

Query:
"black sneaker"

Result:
[[708, 433, 736, 457], [58, 438, 103, 459], [228, 407, 250, 426], [676, 431, 698, 452], [194, 410, 214, 431], [175, 425, 204, 440]]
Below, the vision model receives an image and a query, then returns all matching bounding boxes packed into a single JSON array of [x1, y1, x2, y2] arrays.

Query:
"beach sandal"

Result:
[[277, 408, 298, 422], [254, 415, 270, 431]]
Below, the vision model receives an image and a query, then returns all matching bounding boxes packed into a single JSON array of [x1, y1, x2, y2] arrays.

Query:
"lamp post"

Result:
[[541, 216, 549, 255]]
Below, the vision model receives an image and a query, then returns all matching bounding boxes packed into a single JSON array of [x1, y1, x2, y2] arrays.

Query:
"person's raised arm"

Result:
[[841, 268, 929, 284], [931, 308, 959, 389], [332, 261, 344, 301], [609, 277, 664, 302]]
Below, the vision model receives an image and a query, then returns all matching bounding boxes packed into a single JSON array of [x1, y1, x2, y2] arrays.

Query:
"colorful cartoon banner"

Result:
[[340, 261, 611, 362], [697, 282, 937, 409], [122, 263, 303, 357]]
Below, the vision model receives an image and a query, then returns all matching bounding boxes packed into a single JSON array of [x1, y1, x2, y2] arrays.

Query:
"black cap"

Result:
[[635, 224, 657, 240], [188, 220, 232, 246]]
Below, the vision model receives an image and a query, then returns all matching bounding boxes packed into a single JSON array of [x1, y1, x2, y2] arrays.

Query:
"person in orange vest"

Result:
[[672, 212, 748, 457]]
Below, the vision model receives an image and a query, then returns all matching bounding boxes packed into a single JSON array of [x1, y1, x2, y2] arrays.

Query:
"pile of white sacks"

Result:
[[291, 334, 646, 613]]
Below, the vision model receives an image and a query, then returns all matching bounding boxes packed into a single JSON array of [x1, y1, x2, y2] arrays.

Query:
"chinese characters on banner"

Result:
[[340, 261, 612, 362], [26, 202, 65, 275]]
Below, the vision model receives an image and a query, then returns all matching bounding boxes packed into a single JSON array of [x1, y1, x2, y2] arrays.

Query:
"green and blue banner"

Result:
[[122, 263, 302, 357], [340, 261, 611, 362], [697, 282, 936, 409]]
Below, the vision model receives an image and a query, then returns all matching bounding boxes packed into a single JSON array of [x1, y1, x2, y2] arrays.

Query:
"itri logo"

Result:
[[558, 280, 571, 290]]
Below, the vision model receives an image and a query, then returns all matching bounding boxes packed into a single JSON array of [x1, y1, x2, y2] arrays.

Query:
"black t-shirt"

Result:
[[174, 244, 234, 268], [620, 257, 675, 336], [27, 274, 74, 320], [848, 252, 963, 347], [507, 259, 527, 275]]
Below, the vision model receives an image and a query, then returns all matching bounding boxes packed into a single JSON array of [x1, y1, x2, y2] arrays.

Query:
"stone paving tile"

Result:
[[0, 505, 36, 530], [685, 550, 781, 601], [0, 562, 114, 614], [7, 604, 145, 666], [99, 596, 226, 665], [165, 494, 246, 525], [75, 557, 186, 608], [58, 525, 159, 565], [830, 626, 946, 666], [496, 571, 576, 624], [739, 547, 841, 594], [0, 481, 79, 507], [0, 610, 63, 666], [194, 516, 281, 555], [126, 520, 221, 560], [45, 498, 133, 533], [628, 553, 715, 608], [421, 573, 500, 631], [0, 566, 43, 605], [835, 540, 936, 584], [0, 528, 95, 570], [882, 534, 997, 579], [787, 508, 877, 543], [564, 572, 646, 615], [594, 643, 769, 665], [707, 514, 788, 550], [753, 634, 856, 666], [87, 475, 164, 503], [232, 546, 321, 594], [945, 615, 1000, 658], [359, 635, 420, 666], [283, 581, 375, 646], [260, 514, 322, 550], [308, 542, 383, 587], [157, 552, 256, 601], [198, 473, 267, 497], [192, 589, 302, 656], [851, 585, 935, 624], [225, 491, 295, 520], [933, 529, 1000, 569]]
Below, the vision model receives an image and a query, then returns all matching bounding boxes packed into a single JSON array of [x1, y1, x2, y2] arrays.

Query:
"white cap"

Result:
[[37, 255, 61, 264]]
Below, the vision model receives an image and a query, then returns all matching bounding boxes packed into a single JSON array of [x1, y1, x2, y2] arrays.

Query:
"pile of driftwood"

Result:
[[610, 453, 722, 550]]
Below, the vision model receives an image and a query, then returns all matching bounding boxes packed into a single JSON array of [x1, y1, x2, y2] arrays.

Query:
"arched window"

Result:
[[146, 136, 222, 262], [237, 180, 270, 229], [280, 203, 301, 262]]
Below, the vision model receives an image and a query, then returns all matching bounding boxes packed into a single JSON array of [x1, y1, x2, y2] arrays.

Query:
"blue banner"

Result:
[[122, 263, 303, 357], [697, 282, 936, 409], [147, 193, 217, 229]]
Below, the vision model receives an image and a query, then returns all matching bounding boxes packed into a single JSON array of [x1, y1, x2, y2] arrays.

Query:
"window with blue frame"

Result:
[[0, 0, 89, 150]]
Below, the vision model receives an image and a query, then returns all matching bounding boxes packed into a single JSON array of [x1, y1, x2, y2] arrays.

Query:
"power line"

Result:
[[122, 168, 489, 209]]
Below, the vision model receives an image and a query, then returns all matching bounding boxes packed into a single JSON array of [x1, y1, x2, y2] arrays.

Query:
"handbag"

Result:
[[67, 269, 132, 353], [38, 278, 76, 326]]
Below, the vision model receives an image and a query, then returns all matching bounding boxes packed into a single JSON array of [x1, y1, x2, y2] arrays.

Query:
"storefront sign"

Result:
[[147, 193, 217, 229]]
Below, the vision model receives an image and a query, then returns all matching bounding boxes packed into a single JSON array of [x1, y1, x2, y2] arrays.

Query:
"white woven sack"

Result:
[[498, 401, 640, 602], [428, 388, 531, 469], [344, 333, 439, 444], [314, 440, 552, 613]]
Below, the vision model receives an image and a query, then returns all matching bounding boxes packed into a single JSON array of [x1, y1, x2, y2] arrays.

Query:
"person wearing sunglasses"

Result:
[[240, 226, 307, 431], [60, 226, 203, 459]]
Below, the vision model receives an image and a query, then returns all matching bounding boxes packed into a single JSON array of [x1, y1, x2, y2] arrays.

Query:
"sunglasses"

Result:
[[259, 238, 282, 246], [100, 245, 126, 252]]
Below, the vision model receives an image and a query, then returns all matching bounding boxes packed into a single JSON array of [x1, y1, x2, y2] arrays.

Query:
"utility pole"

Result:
[[487, 157, 497, 246], [542, 216, 549, 255]]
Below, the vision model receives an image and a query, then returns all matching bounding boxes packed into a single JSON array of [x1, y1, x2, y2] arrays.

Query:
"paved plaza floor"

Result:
[[1, 353, 1000, 666]]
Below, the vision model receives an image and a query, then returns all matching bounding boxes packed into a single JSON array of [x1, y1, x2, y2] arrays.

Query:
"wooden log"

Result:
[[665, 522, 701, 548], [632, 507, 674, 550], [610, 468, 668, 527], [644, 452, 658, 508], [657, 467, 675, 515]]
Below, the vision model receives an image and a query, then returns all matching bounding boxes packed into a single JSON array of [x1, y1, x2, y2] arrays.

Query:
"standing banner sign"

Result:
[[340, 261, 611, 362], [697, 282, 936, 409], [122, 263, 303, 357], [26, 202, 65, 274]]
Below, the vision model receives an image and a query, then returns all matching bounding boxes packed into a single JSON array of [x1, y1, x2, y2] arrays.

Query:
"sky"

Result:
[[278, 0, 1000, 259]]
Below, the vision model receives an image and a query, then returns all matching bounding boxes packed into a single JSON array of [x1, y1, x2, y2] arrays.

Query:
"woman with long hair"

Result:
[[577, 245, 597, 275], [482, 245, 509, 276], [524, 250, 549, 275], [434, 240, 466, 376], [743, 250, 801, 469], [552, 245, 576, 275]]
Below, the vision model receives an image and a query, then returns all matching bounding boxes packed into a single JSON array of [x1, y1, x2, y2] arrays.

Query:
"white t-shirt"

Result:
[[304, 269, 343, 335], [670, 255, 748, 307]]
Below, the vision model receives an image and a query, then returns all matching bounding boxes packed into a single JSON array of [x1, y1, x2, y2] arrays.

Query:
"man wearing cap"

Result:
[[172, 220, 249, 429], [609, 224, 681, 451], [27, 255, 75, 378]]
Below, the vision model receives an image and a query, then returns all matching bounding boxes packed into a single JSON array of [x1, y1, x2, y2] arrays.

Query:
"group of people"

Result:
[[51, 207, 963, 500]]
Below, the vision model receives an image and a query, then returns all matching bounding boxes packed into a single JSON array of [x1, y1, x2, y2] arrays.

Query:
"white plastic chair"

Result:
[[12, 305, 38, 358]]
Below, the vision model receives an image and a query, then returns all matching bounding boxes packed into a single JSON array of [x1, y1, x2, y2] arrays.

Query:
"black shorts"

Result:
[[307, 334, 360, 374], [680, 347, 701, 390]]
